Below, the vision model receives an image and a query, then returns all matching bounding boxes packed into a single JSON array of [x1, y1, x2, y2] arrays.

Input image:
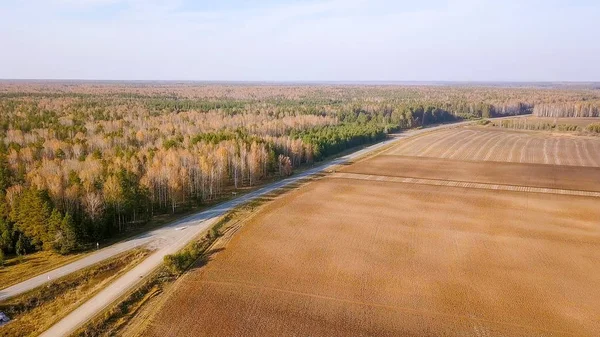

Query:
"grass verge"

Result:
[[0, 248, 149, 337], [0, 250, 86, 290], [71, 212, 244, 337]]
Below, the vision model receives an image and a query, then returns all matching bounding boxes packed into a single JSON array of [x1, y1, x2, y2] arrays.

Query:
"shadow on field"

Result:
[[191, 247, 225, 270]]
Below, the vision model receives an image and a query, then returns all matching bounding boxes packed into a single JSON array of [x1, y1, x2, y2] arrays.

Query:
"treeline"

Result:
[[430, 101, 531, 119], [533, 102, 600, 118], [0, 121, 395, 257], [494, 119, 581, 132], [0, 136, 276, 256], [0, 106, 398, 257], [291, 124, 386, 160]]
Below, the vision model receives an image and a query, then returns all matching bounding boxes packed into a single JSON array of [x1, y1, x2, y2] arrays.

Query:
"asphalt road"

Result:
[[31, 121, 473, 337]]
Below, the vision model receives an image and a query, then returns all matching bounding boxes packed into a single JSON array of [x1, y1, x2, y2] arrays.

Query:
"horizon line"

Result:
[[1, 79, 599, 86]]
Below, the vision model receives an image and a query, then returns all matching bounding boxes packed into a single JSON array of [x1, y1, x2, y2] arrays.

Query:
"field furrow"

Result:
[[331, 172, 600, 198], [145, 125, 600, 337], [519, 137, 533, 163], [552, 138, 562, 165], [411, 130, 461, 157], [438, 130, 477, 158], [581, 140, 599, 166], [387, 127, 600, 167], [572, 139, 585, 166], [471, 132, 506, 161], [449, 131, 489, 161]]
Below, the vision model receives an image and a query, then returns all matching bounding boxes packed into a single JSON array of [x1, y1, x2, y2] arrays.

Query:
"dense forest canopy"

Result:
[[0, 82, 598, 256]]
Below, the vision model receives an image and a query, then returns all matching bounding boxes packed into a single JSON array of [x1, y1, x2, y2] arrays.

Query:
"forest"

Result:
[[1, 82, 599, 258]]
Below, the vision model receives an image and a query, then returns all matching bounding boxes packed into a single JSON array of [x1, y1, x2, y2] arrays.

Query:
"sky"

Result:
[[0, 0, 599, 81]]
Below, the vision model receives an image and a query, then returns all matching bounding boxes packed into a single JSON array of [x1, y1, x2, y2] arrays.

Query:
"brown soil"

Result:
[[497, 117, 600, 128], [143, 128, 600, 337], [344, 155, 600, 192], [387, 128, 600, 167]]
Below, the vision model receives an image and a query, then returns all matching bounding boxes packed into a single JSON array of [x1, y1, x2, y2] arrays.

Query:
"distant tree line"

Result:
[[494, 119, 581, 132], [533, 102, 600, 118]]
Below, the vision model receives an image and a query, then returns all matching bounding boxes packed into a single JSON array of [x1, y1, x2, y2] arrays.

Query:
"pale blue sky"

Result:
[[1, 0, 598, 81]]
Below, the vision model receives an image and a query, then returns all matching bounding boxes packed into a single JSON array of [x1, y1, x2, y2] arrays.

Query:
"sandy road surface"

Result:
[[36, 120, 480, 337]]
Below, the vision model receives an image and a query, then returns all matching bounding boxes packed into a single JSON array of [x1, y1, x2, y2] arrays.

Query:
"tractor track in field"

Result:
[[195, 279, 579, 337], [391, 127, 600, 168], [330, 172, 600, 198]]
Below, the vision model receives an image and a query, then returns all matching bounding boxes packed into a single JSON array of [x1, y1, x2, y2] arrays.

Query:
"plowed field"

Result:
[[387, 127, 600, 167], [144, 127, 600, 337]]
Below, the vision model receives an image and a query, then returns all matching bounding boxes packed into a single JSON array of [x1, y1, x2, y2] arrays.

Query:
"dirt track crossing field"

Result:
[[343, 156, 600, 192], [330, 172, 600, 198], [144, 127, 600, 337]]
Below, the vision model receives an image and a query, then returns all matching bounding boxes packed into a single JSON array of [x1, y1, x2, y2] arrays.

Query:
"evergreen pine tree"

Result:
[[48, 208, 63, 251], [59, 213, 78, 254], [15, 234, 26, 256]]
